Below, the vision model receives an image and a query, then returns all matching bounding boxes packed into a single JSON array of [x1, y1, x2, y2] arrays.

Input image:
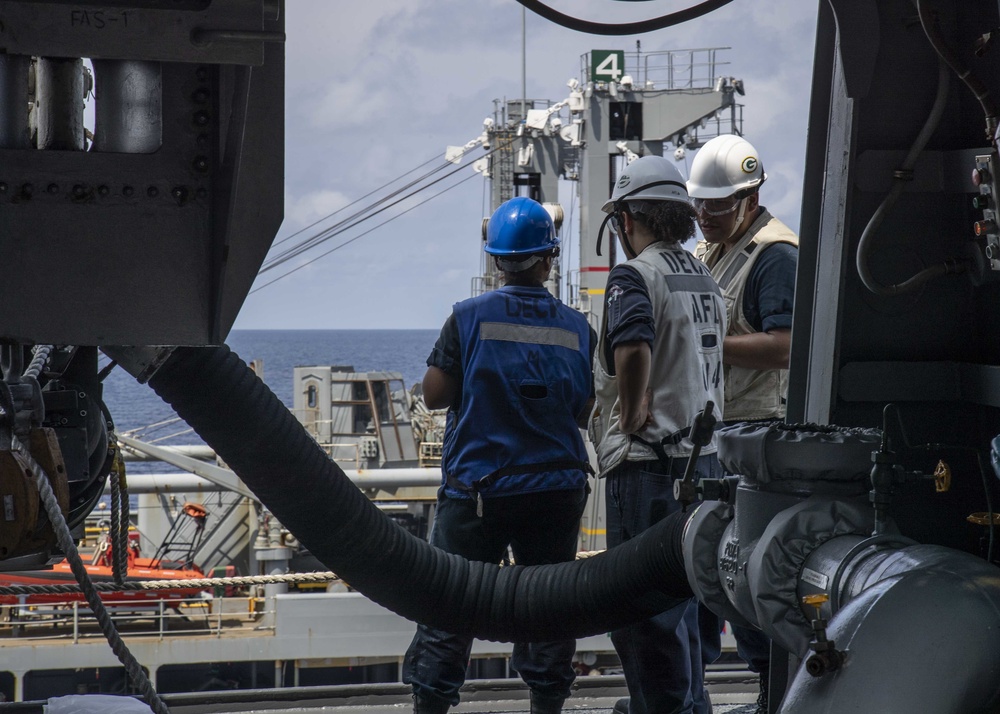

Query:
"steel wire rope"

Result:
[[122, 416, 185, 439], [146, 427, 197, 444], [269, 152, 447, 251], [259, 140, 509, 275], [513, 0, 735, 35], [261, 145, 499, 272], [260, 156, 459, 271], [11, 436, 169, 714], [250, 171, 481, 294]]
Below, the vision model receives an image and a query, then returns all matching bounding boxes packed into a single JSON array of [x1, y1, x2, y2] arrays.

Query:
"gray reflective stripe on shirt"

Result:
[[479, 322, 580, 350], [663, 274, 721, 295]]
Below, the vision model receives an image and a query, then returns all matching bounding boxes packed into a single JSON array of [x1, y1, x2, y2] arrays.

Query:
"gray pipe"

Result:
[[782, 543, 1000, 713], [0, 55, 31, 149], [685, 423, 1000, 712], [92, 60, 162, 154], [35, 58, 86, 151]]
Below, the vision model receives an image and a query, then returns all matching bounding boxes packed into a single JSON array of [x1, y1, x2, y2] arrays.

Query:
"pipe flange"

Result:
[[682, 500, 754, 628], [746, 497, 875, 656]]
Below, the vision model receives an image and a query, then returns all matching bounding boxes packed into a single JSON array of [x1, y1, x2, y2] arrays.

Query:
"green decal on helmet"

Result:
[[687, 134, 767, 200]]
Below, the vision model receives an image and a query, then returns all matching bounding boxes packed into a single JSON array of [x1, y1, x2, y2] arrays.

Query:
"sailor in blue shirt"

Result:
[[402, 197, 596, 714]]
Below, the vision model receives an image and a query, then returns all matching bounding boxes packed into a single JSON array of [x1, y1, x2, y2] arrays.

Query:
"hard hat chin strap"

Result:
[[596, 179, 685, 256], [596, 207, 639, 259], [726, 197, 749, 242], [618, 212, 640, 260]]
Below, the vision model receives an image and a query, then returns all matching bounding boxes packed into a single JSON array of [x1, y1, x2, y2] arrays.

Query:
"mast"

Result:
[[475, 46, 744, 328]]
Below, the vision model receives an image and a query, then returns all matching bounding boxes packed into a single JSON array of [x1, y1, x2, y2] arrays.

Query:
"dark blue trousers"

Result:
[[733, 623, 770, 674], [402, 488, 587, 707], [605, 455, 723, 714]]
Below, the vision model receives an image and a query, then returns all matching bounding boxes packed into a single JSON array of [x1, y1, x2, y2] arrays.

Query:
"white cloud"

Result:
[[235, 0, 822, 329], [283, 188, 351, 229]]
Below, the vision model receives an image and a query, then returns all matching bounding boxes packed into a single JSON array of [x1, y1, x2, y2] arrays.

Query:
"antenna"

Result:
[[522, 6, 527, 122]]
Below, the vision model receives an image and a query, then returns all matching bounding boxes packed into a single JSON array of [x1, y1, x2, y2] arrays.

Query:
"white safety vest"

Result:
[[694, 209, 798, 422], [590, 241, 727, 476]]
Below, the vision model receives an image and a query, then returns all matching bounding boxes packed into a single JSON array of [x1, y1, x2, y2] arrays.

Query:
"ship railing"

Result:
[[563, 271, 600, 331], [0, 594, 269, 643], [288, 415, 367, 467], [578, 46, 731, 91], [318, 441, 364, 468], [418, 441, 443, 468], [471, 274, 501, 298]]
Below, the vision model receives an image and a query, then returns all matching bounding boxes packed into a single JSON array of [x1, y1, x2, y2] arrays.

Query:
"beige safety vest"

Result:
[[590, 241, 727, 476], [694, 209, 798, 422]]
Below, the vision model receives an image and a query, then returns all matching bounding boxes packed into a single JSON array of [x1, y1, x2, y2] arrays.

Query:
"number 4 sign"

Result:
[[591, 50, 625, 83]]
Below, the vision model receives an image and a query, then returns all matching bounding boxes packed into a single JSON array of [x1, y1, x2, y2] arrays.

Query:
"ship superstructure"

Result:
[[460, 47, 743, 324]]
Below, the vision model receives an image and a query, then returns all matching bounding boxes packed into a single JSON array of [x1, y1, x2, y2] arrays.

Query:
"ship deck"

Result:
[[0, 591, 760, 711], [6, 672, 760, 713]]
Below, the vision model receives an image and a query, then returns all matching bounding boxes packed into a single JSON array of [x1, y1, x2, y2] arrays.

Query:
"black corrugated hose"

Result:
[[145, 345, 694, 642]]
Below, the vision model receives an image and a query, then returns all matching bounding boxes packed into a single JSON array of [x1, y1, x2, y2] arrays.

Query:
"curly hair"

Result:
[[628, 200, 697, 244]]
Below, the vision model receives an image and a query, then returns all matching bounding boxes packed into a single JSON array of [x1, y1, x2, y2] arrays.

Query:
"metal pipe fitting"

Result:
[[35, 57, 86, 151], [92, 60, 163, 154]]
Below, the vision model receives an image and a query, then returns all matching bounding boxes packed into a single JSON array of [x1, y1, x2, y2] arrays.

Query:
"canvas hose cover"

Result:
[[746, 497, 876, 656], [717, 422, 882, 484], [682, 500, 755, 629]]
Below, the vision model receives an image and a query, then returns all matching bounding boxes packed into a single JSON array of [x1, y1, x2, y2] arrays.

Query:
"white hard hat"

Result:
[[601, 155, 689, 212], [686, 134, 766, 199]]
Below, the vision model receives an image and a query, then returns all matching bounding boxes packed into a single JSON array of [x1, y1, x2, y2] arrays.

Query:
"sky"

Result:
[[232, 0, 820, 330]]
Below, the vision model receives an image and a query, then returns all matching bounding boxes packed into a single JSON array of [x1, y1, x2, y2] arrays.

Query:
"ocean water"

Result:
[[101, 329, 439, 456]]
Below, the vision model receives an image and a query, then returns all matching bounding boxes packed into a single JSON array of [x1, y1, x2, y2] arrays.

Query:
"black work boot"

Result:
[[612, 697, 629, 714], [413, 694, 450, 714], [529, 691, 566, 714]]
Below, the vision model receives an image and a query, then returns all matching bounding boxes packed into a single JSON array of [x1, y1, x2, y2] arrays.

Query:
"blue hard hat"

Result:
[[485, 197, 559, 256]]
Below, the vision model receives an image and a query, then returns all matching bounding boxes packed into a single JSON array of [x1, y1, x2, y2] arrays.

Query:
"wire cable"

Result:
[[270, 152, 447, 251], [251, 171, 480, 294], [260, 142, 503, 275], [514, 0, 735, 36], [261, 156, 460, 270], [257, 142, 496, 275]]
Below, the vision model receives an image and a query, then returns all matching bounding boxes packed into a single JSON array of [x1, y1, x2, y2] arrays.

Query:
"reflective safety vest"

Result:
[[590, 241, 726, 475], [442, 285, 593, 500], [694, 209, 798, 421]]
